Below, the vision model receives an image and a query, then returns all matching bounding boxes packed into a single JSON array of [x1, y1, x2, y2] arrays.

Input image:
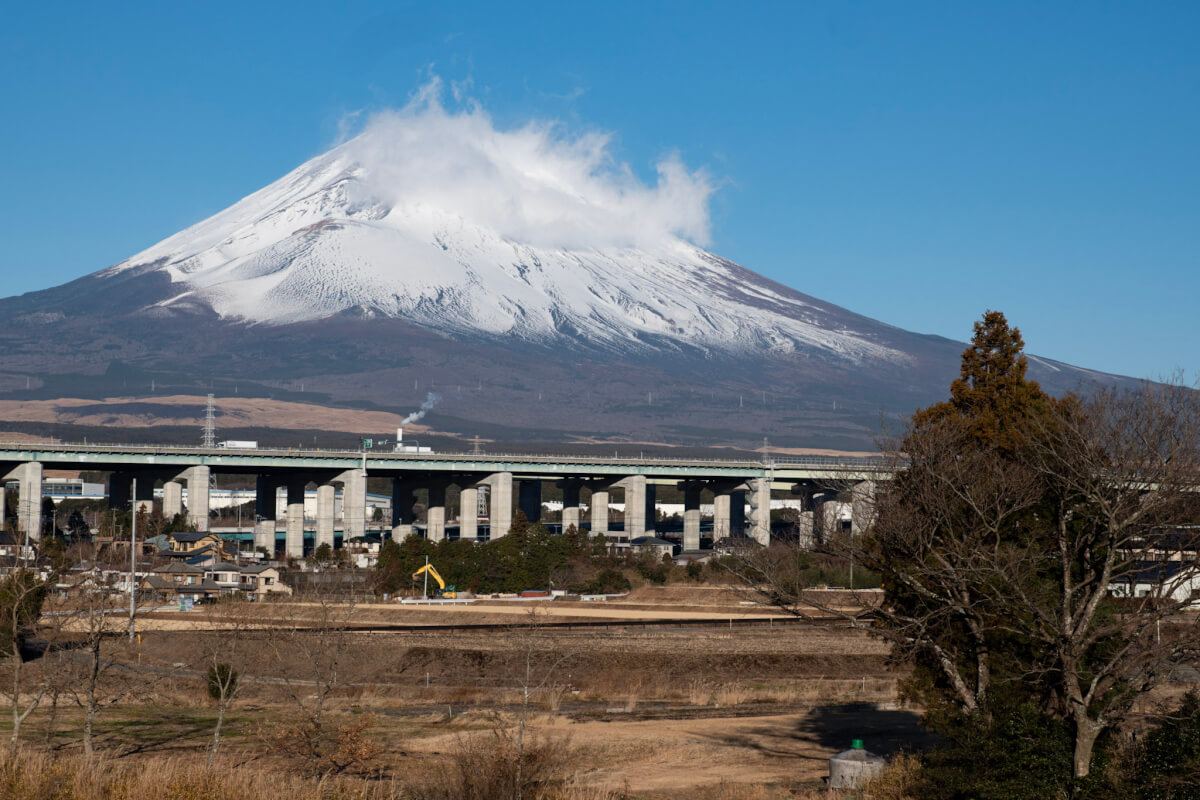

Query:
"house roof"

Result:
[[146, 534, 171, 551], [241, 564, 274, 574], [165, 543, 217, 559], [206, 562, 241, 572], [1114, 560, 1193, 584], [631, 536, 674, 547], [153, 562, 205, 574], [171, 531, 215, 544], [143, 575, 221, 593], [712, 536, 761, 549], [1152, 530, 1200, 552]]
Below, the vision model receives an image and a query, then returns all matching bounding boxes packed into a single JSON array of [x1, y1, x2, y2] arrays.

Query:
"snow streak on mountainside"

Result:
[[104, 84, 906, 364]]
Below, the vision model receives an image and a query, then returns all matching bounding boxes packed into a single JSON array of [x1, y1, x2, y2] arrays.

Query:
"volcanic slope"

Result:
[[0, 123, 1126, 451]]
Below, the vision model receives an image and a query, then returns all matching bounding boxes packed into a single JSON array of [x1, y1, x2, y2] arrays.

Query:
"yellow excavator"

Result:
[[412, 561, 457, 599]]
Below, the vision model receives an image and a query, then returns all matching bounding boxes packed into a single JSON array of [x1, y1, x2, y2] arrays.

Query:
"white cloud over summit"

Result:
[[340, 79, 715, 251]]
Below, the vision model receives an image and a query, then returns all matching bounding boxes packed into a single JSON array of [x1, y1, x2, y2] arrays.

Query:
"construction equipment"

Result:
[[412, 560, 457, 599]]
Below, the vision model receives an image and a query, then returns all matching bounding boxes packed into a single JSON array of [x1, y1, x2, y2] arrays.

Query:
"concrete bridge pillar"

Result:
[[391, 479, 416, 541], [589, 486, 609, 537], [747, 478, 771, 546], [680, 481, 703, 552], [3, 462, 42, 541], [711, 485, 747, 541], [713, 492, 730, 541], [459, 484, 479, 541], [518, 479, 542, 523], [254, 475, 280, 556], [645, 483, 657, 536], [337, 468, 366, 541], [851, 480, 877, 535], [789, 483, 818, 547], [162, 481, 183, 519], [285, 479, 307, 559], [316, 484, 336, 551], [558, 479, 582, 533], [133, 476, 155, 514], [484, 472, 512, 539], [731, 490, 746, 536], [618, 476, 649, 539], [186, 466, 210, 531], [173, 466, 210, 531], [109, 471, 131, 511], [254, 519, 276, 556], [426, 483, 448, 542]]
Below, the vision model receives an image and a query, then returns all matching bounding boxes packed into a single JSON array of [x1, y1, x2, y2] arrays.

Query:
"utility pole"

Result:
[[422, 555, 430, 601], [20, 496, 29, 565], [129, 477, 138, 641]]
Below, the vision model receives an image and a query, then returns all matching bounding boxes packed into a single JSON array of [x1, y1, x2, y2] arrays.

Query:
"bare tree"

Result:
[[727, 300, 1200, 790], [427, 605, 578, 800], [194, 601, 253, 767], [261, 597, 379, 777], [0, 568, 51, 755], [509, 606, 575, 800], [70, 588, 131, 758], [735, 381, 1200, 782], [1013, 381, 1200, 778], [726, 428, 1045, 715]]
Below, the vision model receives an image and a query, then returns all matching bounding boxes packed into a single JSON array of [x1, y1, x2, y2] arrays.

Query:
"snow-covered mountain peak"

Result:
[[104, 90, 906, 364]]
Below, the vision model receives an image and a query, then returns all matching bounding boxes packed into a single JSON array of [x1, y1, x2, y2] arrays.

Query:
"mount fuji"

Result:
[[0, 101, 1129, 452]]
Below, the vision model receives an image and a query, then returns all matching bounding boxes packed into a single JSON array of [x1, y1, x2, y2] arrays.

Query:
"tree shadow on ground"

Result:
[[796, 703, 939, 756], [698, 703, 938, 765]]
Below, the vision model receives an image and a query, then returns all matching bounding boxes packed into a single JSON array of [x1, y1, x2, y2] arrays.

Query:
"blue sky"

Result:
[[2, 1, 1197, 380]]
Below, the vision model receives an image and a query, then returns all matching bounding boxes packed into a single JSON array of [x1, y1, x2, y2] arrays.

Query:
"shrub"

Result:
[[206, 663, 238, 701], [1106, 691, 1200, 799], [584, 568, 630, 594], [916, 699, 1075, 800], [413, 728, 578, 800]]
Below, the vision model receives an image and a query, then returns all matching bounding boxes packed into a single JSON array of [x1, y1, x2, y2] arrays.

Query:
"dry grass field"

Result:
[[9, 587, 924, 799]]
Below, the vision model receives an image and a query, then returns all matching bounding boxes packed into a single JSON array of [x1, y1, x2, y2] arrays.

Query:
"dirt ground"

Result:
[[0, 395, 446, 441], [36, 589, 916, 797], [132, 585, 879, 631], [402, 705, 935, 795]]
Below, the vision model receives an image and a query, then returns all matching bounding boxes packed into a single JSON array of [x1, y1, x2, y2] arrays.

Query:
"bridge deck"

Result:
[[0, 442, 892, 481]]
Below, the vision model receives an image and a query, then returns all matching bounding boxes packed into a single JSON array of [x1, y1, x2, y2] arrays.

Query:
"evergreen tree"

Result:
[[912, 309, 1055, 453]]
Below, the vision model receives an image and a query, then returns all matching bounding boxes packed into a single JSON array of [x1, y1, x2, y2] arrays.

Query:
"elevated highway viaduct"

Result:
[[0, 443, 889, 559]]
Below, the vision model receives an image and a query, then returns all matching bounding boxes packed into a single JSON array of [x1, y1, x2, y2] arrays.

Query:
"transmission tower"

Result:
[[202, 394, 217, 448]]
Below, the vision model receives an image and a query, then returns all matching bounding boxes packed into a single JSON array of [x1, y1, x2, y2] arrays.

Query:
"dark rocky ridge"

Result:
[[0, 265, 1132, 453]]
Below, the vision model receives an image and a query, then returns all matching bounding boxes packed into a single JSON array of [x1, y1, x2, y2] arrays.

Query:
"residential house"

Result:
[[1109, 560, 1200, 606], [141, 563, 220, 603], [344, 537, 381, 569], [166, 531, 237, 564], [238, 564, 291, 600], [0, 531, 36, 562], [204, 562, 243, 595], [630, 536, 676, 559]]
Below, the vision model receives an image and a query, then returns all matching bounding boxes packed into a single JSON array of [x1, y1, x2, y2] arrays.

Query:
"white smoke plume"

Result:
[[401, 392, 441, 425], [340, 77, 715, 250]]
